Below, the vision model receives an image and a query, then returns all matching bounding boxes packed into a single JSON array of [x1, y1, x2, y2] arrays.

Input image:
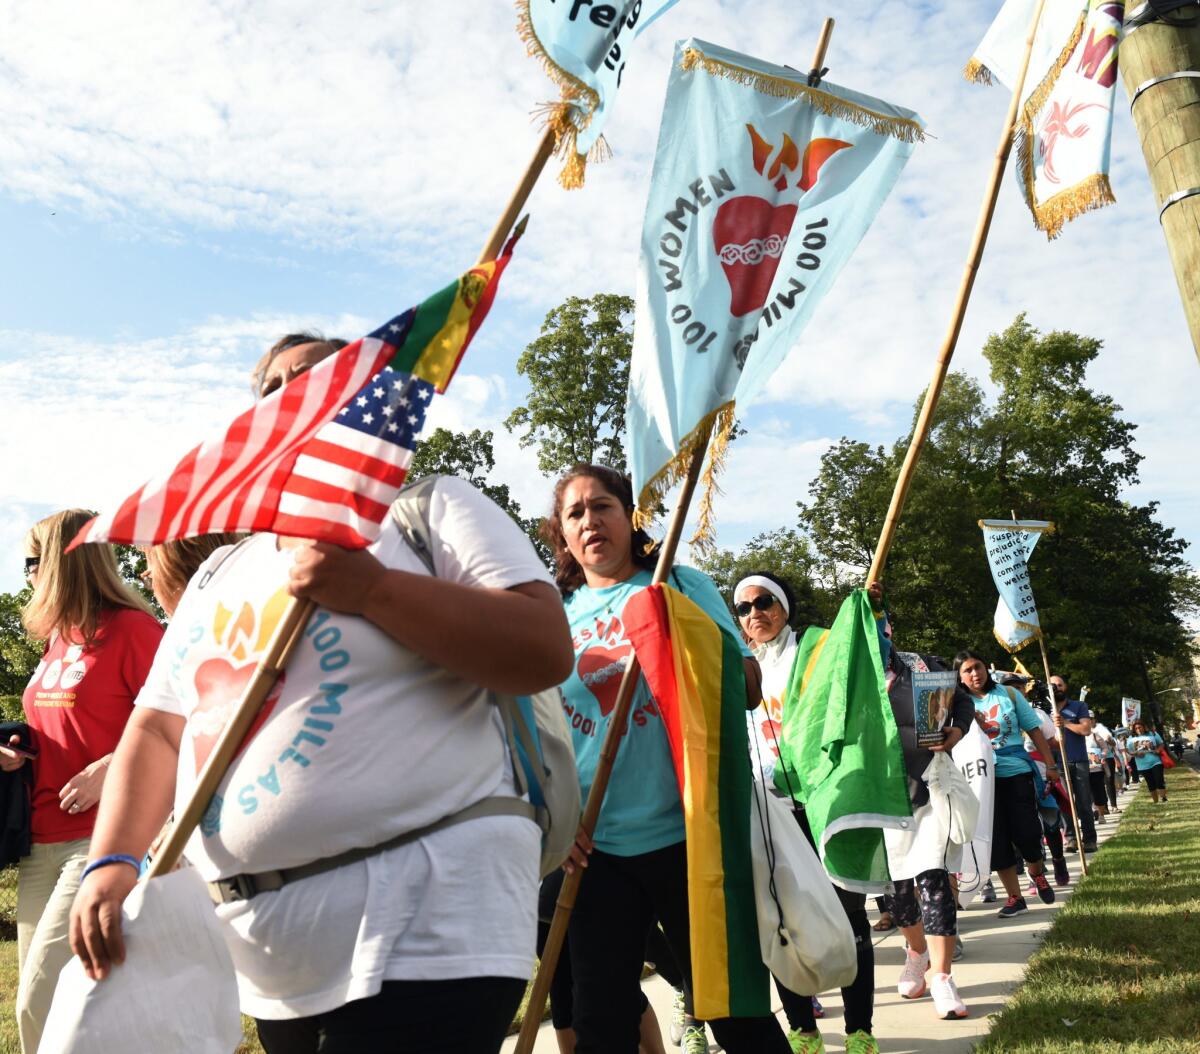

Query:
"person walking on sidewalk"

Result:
[[733, 570, 881, 1053], [1127, 720, 1169, 803], [1049, 675, 1098, 853], [955, 652, 1061, 920], [1020, 683, 1071, 888]]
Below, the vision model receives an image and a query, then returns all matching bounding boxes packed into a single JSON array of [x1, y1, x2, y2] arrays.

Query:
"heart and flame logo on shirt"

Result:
[[189, 587, 291, 771], [577, 643, 634, 718]]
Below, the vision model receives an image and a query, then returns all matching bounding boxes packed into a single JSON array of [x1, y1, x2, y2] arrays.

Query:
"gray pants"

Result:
[[17, 839, 89, 1054], [1065, 760, 1097, 845]]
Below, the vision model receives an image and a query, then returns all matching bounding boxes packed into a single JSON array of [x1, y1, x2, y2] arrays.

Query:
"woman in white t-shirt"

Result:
[[67, 390, 574, 1050]]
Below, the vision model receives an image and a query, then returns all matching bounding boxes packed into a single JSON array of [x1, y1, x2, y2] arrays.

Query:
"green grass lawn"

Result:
[[978, 763, 1200, 1054]]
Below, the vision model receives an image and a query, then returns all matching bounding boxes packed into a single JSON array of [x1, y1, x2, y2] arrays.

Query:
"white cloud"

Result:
[[0, 0, 1195, 594]]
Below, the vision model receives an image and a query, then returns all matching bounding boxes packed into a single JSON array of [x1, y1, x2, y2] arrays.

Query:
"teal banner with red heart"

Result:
[[626, 39, 922, 537]]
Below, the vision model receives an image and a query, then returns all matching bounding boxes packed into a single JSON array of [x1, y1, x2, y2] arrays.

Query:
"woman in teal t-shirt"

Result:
[[1127, 719, 1168, 802], [544, 464, 790, 1054], [955, 651, 1061, 920]]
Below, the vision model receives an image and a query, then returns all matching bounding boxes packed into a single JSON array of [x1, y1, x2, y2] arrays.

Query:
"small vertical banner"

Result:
[[966, 0, 1125, 237], [979, 519, 1055, 652], [1122, 696, 1142, 726], [518, 0, 681, 187]]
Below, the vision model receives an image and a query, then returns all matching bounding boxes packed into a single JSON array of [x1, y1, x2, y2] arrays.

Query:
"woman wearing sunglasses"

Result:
[[0, 510, 163, 1054], [733, 572, 879, 1054]]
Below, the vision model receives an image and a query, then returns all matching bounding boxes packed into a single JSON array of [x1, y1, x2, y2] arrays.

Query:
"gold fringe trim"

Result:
[[962, 57, 994, 86], [1020, 13, 1087, 137], [979, 520, 1056, 534], [679, 47, 925, 144], [993, 625, 1042, 655], [632, 402, 737, 554], [517, 0, 604, 189]]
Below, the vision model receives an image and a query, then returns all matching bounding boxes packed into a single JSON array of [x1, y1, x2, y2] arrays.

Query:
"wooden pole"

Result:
[[1037, 636, 1089, 876], [865, 0, 1047, 586], [515, 23, 840, 1051], [146, 126, 559, 879], [1119, 8, 1200, 364]]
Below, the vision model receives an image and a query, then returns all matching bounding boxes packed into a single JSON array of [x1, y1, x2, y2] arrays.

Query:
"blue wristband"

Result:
[[81, 854, 142, 882]]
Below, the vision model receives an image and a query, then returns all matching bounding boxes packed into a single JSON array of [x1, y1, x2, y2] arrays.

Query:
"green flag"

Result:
[[774, 589, 911, 893]]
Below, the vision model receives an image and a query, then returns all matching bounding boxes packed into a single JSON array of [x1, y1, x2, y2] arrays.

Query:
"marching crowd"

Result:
[[0, 332, 1183, 1054]]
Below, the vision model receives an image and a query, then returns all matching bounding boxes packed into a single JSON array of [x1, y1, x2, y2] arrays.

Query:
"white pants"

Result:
[[17, 839, 89, 1054]]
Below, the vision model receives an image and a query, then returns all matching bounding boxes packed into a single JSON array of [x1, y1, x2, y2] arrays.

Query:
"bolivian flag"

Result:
[[774, 590, 911, 893], [623, 584, 769, 1020]]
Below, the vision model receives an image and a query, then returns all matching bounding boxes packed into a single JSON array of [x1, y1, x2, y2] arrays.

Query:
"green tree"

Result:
[[799, 316, 1198, 706], [0, 587, 39, 698], [505, 294, 633, 474]]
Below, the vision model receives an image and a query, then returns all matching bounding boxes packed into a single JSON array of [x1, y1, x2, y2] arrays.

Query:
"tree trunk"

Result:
[[1120, 13, 1200, 364]]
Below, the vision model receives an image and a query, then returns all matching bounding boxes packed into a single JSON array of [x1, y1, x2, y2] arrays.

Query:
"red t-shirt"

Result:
[[22, 607, 164, 843]]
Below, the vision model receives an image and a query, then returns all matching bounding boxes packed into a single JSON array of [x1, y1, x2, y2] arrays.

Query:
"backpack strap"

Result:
[[389, 474, 443, 575], [207, 795, 536, 904]]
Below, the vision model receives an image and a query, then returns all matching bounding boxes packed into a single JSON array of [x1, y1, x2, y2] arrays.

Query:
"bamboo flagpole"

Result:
[[146, 136, 557, 880], [1036, 635, 1089, 876], [865, 0, 1047, 587], [515, 23, 840, 1050]]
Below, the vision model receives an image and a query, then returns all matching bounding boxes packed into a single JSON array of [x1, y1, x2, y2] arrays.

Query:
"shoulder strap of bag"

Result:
[[389, 474, 442, 575]]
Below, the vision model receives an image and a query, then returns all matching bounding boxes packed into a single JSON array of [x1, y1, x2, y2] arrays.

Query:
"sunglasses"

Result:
[[735, 595, 778, 618], [23, 557, 40, 577]]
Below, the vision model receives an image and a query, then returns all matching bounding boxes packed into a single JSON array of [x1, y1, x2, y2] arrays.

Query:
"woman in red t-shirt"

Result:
[[0, 509, 163, 1054]]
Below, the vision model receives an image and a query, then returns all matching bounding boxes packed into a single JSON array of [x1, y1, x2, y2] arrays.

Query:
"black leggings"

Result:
[[255, 977, 525, 1054], [991, 772, 1045, 872], [775, 808, 874, 1036], [884, 869, 957, 937], [567, 840, 790, 1053], [1143, 763, 1166, 792], [1103, 758, 1119, 808]]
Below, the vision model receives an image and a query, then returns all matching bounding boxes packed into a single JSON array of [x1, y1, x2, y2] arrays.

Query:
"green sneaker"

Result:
[[845, 1031, 880, 1054], [786, 1029, 826, 1054], [682, 1023, 708, 1054]]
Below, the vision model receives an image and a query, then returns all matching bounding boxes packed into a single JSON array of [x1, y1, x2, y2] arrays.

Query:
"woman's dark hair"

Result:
[[733, 569, 797, 626], [953, 649, 996, 693], [541, 464, 659, 596], [251, 330, 348, 396]]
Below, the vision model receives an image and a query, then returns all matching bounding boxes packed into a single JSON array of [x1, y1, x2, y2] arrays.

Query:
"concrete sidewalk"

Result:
[[504, 782, 1133, 1053]]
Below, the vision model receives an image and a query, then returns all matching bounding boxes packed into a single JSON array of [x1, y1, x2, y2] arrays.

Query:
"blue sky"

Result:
[[1, 0, 1196, 599]]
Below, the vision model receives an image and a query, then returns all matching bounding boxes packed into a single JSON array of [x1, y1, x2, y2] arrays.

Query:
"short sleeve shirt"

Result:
[[973, 684, 1042, 778], [1057, 698, 1092, 763], [1127, 733, 1164, 771], [561, 565, 750, 857]]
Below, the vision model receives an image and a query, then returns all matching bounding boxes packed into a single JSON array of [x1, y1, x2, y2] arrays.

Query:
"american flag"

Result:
[[72, 248, 513, 551]]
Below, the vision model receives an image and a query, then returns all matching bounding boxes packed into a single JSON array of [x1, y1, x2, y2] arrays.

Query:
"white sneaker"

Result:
[[897, 948, 930, 998], [670, 988, 686, 1045], [929, 972, 968, 1019]]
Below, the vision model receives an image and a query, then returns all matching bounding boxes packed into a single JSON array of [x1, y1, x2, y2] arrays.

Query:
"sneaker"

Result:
[[998, 896, 1028, 918], [898, 948, 930, 998], [811, 995, 824, 1019], [1083, 842, 1098, 853], [1031, 871, 1056, 904], [929, 972, 969, 1019], [1053, 857, 1070, 886], [952, 935, 964, 962], [844, 1032, 880, 1054], [1095, 813, 1106, 824], [1064, 841, 1078, 855], [981, 879, 997, 903], [787, 1030, 826, 1054], [682, 1024, 708, 1054], [670, 989, 686, 1045]]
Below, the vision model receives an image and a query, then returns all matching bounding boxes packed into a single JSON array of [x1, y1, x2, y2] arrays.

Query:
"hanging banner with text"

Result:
[[979, 519, 1055, 653], [519, 0, 681, 186], [626, 38, 921, 539]]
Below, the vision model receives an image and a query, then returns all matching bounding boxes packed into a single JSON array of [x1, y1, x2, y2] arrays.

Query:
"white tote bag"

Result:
[[749, 780, 857, 996], [40, 868, 242, 1054], [925, 750, 980, 846]]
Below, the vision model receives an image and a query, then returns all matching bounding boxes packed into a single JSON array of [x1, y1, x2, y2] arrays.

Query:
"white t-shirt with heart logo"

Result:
[[136, 476, 553, 1019]]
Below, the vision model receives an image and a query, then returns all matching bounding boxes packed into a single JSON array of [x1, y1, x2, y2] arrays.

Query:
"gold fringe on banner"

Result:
[[679, 47, 925, 144], [517, 0, 607, 188], [993, 625, 1042, 654], [632, 401, 737, 553], [1016, 124, 1117, 238], [962, 57, 994, 85]]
